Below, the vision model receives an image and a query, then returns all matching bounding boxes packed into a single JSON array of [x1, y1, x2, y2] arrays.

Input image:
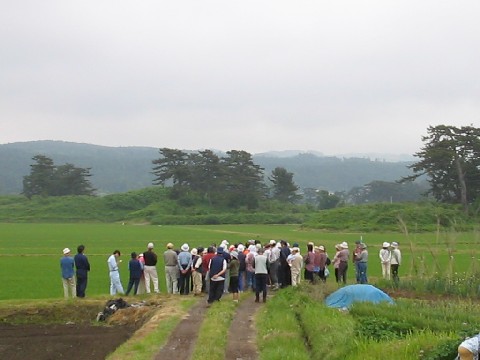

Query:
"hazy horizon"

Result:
[[2, 1, 478, 156]]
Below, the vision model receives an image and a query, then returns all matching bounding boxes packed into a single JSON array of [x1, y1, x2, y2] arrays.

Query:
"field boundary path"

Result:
[[153, 292, 262, 360], [225, 294, 260, 360], [154, 299, 206, 360]]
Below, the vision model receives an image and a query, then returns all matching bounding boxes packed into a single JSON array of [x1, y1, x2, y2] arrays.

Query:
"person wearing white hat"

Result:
[[143, 242, 159, 294], [379, 242, 392, 280], [60, 248, 76, 299], [178, 244, 192, 295], [337, 242, 350, 284], [390, 242, 402, 284]]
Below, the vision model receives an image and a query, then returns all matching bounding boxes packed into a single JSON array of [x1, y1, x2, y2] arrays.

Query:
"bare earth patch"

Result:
[[0, 323, 135, 360]]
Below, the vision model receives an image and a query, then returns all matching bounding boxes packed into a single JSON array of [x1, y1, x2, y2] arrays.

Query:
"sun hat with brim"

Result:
[[147, 242, 154, 249], [230, 251, 239, 259], [217, 246, 224, 254], [340, 242, 348, 249], [382, 242, 390, 248], [319, 245, 325, 251], [391, 242, 399, 247], [181, 243, 189, 252], [63, 248, 71, 255]]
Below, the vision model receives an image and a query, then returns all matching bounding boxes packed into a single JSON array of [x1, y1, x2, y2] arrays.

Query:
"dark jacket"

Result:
[[209, 255, 226, 277], [128, 259, 143, 279], [74, 253, 90, 278]]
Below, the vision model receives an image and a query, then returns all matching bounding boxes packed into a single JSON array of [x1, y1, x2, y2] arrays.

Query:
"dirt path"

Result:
[[154, 292, 262, 360], [225, 294, 260, 360], [154, 299, 207, 360]]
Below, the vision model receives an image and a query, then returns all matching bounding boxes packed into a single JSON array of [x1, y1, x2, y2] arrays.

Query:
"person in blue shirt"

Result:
[[74, 245, 90, 298], [60, 248, 76, 299], [125, 252, 144, 296]]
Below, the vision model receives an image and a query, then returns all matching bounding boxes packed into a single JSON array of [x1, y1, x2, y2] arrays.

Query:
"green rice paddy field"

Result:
[[0, 223, 478, 300]]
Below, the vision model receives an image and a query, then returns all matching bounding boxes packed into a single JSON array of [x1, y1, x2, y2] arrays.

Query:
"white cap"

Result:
[[147, 242, 154, 249]]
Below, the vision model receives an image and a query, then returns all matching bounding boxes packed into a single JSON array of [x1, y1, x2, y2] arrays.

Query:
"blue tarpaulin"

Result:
[[325, 284, 394, 309]]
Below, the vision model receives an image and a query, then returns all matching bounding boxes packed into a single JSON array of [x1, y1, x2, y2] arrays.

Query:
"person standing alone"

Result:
[[61, 248, 76, 299], [74, 245, 90, 298], [143, 242, 159, 293]]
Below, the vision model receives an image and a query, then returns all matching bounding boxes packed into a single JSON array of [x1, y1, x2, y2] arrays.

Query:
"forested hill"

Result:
[[0, 141, 414, 195]]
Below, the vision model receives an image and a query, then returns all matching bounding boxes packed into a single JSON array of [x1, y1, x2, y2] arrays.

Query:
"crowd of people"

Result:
[[59, 239, 403, 301]]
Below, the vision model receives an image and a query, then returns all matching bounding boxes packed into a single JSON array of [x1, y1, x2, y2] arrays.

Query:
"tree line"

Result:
[[21, 125, 480, 213]]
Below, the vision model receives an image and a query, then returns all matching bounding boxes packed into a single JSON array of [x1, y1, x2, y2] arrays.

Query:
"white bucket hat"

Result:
[[181, 243, 189, 252], [382, 242, 390, 248]]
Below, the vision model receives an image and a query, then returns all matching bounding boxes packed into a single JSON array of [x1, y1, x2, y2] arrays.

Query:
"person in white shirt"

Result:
[[379, 242, 391, 280], [107, 250, 124, 295], [390, 242, 402, 284]]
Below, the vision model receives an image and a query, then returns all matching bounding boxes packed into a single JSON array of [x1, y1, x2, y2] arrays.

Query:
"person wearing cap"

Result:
[[74, 245, 90, 298], [229, 251, 240, 302], [143, 242, 159, 294], [107, 250, 124, 295], [355, 243, 369, 284], [163, 243, 179, 294], [314, 246, 328, 282], [267, 240, 280, 290], [60, 248, 76, 299], [178, 243, 192, 295], [191, 248, 203, 295], [207, 247, 228, 304], [390, 242, 402, 284], [137, 253, 147, 294], [379, 242, 392, 280], [125, 252, 143, 296], [288, 247, 303, 287], [337, 242, 350, 284], [332, 244, 343, 283]]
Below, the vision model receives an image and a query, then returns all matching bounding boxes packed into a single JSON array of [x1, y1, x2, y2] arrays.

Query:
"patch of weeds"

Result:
[[355, 317, 413, 341], [421, 338, 459, 360]]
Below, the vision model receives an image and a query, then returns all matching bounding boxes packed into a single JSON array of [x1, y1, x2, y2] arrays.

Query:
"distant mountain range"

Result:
[[0, 141, 415, 195]]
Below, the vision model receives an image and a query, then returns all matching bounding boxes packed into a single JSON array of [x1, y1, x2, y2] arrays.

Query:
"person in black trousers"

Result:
[[74, 245, 90, 298], [126, 252, 143, 296]]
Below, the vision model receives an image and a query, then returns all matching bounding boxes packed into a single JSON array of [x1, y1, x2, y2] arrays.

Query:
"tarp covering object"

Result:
[[325, 284, 394, 309]]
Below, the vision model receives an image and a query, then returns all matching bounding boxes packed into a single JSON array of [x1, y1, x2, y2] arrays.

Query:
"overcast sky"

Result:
[[1, 1, 479, 156]]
